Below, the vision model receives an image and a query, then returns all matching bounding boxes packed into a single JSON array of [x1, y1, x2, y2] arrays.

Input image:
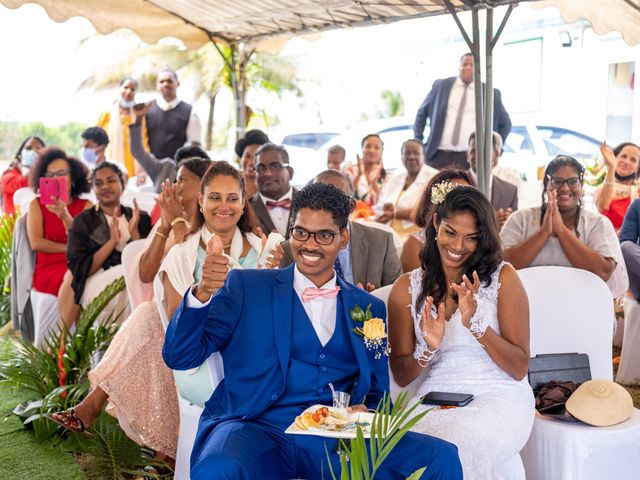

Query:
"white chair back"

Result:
[[120, 239, 148, 311], [519, 266, 614, 381], [13, 187, 36, 216], [120, 190, 156, 214], [370, 283, 427, 399], [370, 284, 392, 310]]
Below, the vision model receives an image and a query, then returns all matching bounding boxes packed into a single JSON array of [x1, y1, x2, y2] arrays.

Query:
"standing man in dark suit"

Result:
[[249, 143, 297, 238], [468, 131, 518, 229], [413, 53, 512, 170], [146, 69, 201, 161], [280, 170, 402, 291]]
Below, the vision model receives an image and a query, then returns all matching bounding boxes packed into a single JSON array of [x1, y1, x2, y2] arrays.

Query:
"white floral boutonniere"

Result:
[[350, 304, 390, 359]]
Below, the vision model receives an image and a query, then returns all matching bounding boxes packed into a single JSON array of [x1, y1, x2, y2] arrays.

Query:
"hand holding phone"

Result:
[[422, 391, 474, 407], [39, 177, 69, 206]]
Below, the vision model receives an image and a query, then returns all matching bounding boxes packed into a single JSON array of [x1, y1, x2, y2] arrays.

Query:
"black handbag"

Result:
[[528, 353, 592, 422]]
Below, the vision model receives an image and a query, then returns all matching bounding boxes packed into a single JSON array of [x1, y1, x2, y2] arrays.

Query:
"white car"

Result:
[[280, 116, 416, 186], [278, 118, 602, 193], [501, 124, 601, 183]]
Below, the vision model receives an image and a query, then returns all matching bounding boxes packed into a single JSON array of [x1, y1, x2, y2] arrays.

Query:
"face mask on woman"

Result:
[[21, 148, 38, 167], [82, 147, 98, 165], [119, 98, 135, 109]]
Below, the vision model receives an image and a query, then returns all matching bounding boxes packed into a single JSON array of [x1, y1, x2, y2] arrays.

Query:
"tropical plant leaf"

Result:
[[406, 467, 427, 480], [329, 392, 430, 479], [62, 413, 172, 480]]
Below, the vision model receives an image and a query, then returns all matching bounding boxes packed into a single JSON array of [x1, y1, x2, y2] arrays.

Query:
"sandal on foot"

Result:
[[49, 408, 86, 433]]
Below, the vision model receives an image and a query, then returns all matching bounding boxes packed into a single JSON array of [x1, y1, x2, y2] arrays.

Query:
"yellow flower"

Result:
[[362, 318, 387, 340]]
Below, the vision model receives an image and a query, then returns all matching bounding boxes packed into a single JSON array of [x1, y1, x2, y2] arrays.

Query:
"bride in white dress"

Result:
[[388, 185, 534, 479]]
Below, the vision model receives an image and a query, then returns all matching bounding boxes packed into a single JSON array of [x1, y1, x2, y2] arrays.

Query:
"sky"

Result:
[[0, 2, 551, 128]]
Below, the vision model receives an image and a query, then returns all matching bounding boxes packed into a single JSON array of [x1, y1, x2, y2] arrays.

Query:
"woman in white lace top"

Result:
[[388, 186, 534, 479]]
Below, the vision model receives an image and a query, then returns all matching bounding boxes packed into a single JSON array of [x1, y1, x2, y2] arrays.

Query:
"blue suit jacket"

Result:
[[162, 265, 389, 428], [413, 76, 512, 165]]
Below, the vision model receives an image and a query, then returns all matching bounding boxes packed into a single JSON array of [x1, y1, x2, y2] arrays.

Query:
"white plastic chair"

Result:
[[617, 297, 640, 384], [154, 277, 223, 480], [13, 187, 36, 216], [120, 190, 156, 214], [519, 266, 640, 480], [120, 239, 148, 311], [174, 356, 223, 480], [174, 396, 202, 480], [371, 284, 427, 400], [31, 291, 59, 348]]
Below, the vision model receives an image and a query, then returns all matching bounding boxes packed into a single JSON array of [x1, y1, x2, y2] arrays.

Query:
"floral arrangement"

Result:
[[350, 304, 390, 359], [430, 181, 458, 205]]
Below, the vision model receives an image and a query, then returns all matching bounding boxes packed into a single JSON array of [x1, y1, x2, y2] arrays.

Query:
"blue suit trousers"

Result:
[[191, 418, 462, 480]]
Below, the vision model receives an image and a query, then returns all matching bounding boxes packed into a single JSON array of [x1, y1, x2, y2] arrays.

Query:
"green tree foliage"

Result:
[[378, 90, 404, 118], [77, 35, 301, 148], [0, 121, 88, 162]]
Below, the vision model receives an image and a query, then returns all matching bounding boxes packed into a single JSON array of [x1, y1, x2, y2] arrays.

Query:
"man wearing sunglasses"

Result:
[[163, 182, 462, 480], [249, 143, 298, 238]]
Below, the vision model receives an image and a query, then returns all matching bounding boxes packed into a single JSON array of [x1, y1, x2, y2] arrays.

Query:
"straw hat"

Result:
[[565, 380, 634, 427]]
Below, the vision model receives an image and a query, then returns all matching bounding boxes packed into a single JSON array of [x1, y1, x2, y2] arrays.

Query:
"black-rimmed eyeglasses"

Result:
[[44, 169, 70, 178], [289, 226, 343, 245], [547, 175, 581, 189]]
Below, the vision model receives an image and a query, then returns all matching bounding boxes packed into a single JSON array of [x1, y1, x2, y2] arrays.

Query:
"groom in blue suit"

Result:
[[163, 183, 462, 479]]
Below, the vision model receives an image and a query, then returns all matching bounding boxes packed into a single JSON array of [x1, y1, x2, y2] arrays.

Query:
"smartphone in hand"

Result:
[[39, 177, 69, 206], [422, 391, 474, 407]]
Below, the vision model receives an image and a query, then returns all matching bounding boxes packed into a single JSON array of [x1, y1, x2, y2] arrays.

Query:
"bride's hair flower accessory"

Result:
[[430, 181, 458, 206], [350, 304, 390, 359]]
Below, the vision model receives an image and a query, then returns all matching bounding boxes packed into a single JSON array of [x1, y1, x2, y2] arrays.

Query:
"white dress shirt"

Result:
[[293, 265, 337, 346], [439, 77, 476, 151], [155, 96, 202, 145], [186, 265, 338, 346], [259, 188, 293, 237]]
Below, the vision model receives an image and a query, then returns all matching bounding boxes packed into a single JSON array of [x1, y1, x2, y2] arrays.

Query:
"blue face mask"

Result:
[[82, 147, 98, 165], [21, 149, 38, 166]]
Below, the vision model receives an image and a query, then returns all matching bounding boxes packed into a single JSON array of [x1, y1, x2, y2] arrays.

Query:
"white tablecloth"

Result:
[[521, 409, 640, 480]]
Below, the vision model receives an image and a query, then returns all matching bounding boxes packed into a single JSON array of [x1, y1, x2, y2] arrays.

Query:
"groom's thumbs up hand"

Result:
[[194, 235, 229, 303]]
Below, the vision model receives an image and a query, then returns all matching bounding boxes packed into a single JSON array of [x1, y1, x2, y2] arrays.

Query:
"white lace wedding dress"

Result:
[[407, 263, 535, 479]]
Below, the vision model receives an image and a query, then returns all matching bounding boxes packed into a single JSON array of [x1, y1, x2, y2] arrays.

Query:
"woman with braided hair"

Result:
[[500, 155, 627, 297]]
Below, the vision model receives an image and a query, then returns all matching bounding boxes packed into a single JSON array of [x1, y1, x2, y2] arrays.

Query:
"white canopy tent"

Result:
[[2, 0, 639, 192]]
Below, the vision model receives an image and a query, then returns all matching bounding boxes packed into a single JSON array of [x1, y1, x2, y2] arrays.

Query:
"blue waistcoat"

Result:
[[260, 293, 358, 429]]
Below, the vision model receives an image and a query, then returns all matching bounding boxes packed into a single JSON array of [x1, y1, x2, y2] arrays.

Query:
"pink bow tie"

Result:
[[302, 286, 341, 302], [265, 199, 291, 210]]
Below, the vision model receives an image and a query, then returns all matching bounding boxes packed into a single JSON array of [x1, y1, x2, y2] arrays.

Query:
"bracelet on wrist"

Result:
[[171, 216, 188, 227], [155, 230, 168, 240]]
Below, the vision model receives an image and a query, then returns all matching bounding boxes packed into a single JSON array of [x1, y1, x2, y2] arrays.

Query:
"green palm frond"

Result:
[[0, 276, 125, 406], [328, 392, 431, 480], [61, 413, 173, 480], [0, 337, 59, 397], [0, 213, 17, 288]]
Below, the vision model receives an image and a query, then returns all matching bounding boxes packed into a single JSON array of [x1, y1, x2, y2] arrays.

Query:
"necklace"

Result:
[[223, 243, 232, 249]]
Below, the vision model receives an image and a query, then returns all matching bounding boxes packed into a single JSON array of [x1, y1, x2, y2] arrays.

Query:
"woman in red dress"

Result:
[[1, 136, 45, 215], [27, 147, 92, 298], [595, 141, 640, 233]]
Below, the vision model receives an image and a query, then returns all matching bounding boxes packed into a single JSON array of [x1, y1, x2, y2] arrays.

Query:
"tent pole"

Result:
[[471, 8, 486, 195], [482, 8, 494, 196]]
